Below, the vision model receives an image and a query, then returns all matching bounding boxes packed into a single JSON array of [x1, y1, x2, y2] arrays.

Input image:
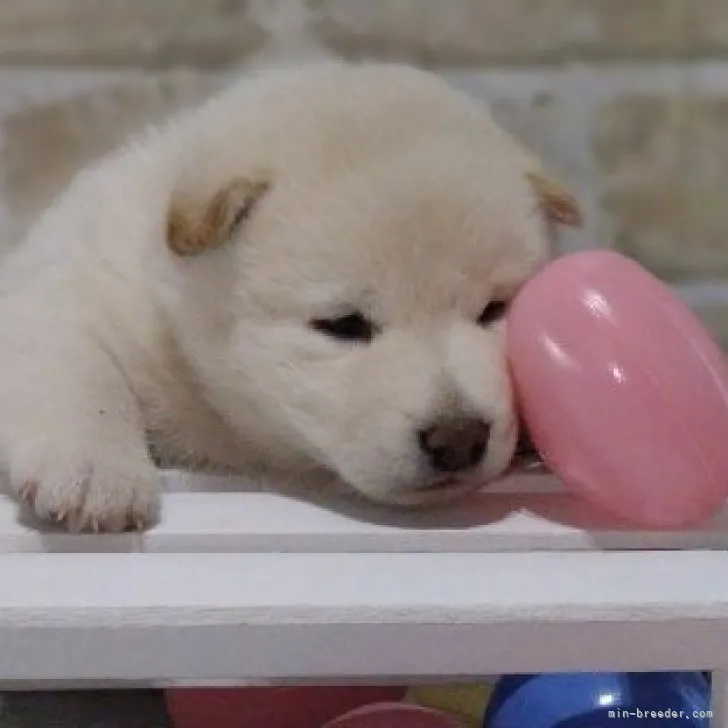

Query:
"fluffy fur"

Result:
[[0, 63, 580, 531]]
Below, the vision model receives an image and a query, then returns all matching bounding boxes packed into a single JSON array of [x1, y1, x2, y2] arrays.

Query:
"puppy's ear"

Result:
[[527, 171, 582, 227], [166, 176, 270, 256]]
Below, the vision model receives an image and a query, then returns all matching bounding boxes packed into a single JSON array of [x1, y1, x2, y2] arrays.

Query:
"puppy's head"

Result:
[[164, 64, 581, 506]]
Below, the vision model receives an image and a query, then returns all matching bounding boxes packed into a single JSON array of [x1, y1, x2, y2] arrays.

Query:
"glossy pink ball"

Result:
[[323, 702, 462, 728], [507, 250, 728, 527]]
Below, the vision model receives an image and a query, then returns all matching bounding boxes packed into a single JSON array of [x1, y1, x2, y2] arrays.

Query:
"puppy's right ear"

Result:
[[166, 176, 270, 257], [503, 132, 583, 227], [526, 171, 582, 228]]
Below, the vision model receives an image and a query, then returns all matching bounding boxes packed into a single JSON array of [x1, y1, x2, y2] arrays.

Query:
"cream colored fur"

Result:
[[0, 62, 579, 531]]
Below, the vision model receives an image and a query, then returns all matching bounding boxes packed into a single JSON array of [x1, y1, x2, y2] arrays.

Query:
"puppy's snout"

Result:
[[417, 417, 491, 473]]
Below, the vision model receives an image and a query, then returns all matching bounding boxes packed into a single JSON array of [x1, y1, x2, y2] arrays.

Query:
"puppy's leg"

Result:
[[0, 313, 160, 532]]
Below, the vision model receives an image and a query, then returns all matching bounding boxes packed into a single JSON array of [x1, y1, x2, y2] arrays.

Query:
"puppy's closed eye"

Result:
[[311, 311, 377, 343], [477, 300, 508, 327]]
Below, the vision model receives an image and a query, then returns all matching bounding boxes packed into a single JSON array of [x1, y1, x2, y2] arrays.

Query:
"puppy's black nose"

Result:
[[417, 417, 491, 473]]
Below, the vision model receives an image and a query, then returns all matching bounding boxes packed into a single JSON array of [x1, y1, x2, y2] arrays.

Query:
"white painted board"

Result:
[[1, 470, 727, 553], [1, 551, 728, 684]]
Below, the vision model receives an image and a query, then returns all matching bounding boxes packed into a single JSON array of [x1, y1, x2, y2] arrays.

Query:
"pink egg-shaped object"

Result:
[[323, 702, 463, 728], [165, 686, 407, 728], [507, 249, 728, 528]]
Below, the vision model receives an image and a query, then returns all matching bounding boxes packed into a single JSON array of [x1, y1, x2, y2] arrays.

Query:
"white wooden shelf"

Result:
[[3, 470, 728, 554], [1, 470, 727, 724], [2, 550, 728, 683]]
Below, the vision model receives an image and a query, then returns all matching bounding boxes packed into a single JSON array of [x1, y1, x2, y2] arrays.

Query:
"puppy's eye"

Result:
[[477, 300, 508, 327], [311, 312, 376, 342]]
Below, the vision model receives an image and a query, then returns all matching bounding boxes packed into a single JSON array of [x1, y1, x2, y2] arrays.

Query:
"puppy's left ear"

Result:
[[166, 176, 270, 256], [527, 171, 582, 227]]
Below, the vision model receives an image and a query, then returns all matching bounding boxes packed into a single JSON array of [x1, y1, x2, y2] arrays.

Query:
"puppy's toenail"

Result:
[[20, 483, 37, 502]]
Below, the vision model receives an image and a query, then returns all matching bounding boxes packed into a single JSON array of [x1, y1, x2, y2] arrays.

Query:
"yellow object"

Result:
[[405, 683, 493, 727]]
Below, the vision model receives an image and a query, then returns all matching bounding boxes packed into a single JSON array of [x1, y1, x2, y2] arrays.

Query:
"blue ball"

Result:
[[484, 672, 711, 727]]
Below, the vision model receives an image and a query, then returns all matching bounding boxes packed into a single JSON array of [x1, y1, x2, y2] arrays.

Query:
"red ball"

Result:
[[165, 686, 407, 728]]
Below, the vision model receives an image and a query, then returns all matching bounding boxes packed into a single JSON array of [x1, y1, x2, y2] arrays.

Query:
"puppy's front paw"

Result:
[[11, 443, 161, 533]]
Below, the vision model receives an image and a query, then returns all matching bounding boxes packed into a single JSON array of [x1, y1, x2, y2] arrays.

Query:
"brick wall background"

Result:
[[2, 1, 728, 343]]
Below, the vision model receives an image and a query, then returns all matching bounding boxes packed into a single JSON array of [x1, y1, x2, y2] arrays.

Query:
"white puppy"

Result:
[[0, 62, 581, 531]]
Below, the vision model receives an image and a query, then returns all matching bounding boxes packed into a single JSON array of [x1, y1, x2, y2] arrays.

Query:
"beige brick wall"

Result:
[[2, 0, 728, 343]]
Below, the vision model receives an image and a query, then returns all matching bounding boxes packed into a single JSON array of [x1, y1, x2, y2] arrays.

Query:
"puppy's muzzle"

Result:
[[417, 416, 491, 473]]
